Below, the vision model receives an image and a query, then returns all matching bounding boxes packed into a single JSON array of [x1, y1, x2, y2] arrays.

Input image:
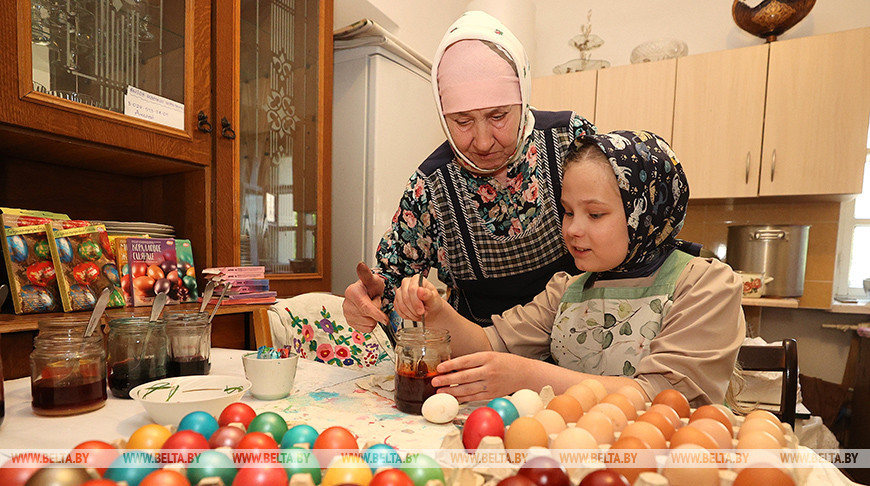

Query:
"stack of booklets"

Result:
[[202, 266, 276, 305]]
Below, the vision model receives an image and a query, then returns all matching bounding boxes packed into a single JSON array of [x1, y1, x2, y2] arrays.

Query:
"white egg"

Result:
[[421, 393, 459, 424], [510, 389, 545, 417]]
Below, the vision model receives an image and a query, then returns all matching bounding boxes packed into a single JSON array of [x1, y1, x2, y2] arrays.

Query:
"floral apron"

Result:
[[550, 251, 693, 377]]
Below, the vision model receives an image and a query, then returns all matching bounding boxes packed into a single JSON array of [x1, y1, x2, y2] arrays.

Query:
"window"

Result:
[[835, 124, 870, 299]]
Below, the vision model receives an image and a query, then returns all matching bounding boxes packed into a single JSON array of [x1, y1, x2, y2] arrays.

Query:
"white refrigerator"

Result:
[[331, 44, 444, 294]]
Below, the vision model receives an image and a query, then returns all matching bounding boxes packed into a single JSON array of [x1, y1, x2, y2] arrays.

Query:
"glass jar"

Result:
[[394, 327, 451, 415], [163, 310, 211, 376], [106, 317, 168, 399], [30, 318, 107, 416]]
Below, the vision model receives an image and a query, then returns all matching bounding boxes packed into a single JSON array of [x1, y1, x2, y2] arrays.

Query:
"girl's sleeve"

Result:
[[372, 171, 439, 313], [485, 272, 575, 360], [634, 258, 746, 407]]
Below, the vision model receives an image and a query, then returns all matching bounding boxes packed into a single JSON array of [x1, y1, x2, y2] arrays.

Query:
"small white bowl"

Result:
[[130, 375, 251, 426]]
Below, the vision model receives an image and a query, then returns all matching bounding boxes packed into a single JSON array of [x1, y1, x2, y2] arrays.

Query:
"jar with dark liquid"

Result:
[[163, 310, 211, 376], [394, 327, 451, 415], [30, 317, 107, 416], [106, 317, 168, 398]]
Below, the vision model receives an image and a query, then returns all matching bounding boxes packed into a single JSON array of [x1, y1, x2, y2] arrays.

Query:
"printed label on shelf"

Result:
[[124, 86, 184, 130]]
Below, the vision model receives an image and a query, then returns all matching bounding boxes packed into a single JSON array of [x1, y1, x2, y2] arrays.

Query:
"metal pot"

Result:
[[726, 225, 810, 297]]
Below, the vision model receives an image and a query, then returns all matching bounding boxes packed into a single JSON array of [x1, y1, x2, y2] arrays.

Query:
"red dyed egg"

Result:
[[462, 407, 505, 451]]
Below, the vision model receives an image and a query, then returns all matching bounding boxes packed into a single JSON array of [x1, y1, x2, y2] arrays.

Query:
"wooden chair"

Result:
[[252, 307, 273, 348], [738, 338, 798, 428]]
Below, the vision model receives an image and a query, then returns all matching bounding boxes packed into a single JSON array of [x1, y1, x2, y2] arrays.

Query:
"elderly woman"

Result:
[[344, 11, 596, 332]]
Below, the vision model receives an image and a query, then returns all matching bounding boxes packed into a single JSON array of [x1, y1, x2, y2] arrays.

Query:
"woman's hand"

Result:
[[394, 273, 442, 322], [341, 262, 388, 333], [431, 352, 532, 402]]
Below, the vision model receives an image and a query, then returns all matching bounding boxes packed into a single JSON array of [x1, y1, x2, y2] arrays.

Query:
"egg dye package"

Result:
[[174, 239, 199, 303], [47, 224, 125, 312], [126, 237, 180, 307], [0, 208, 71, 314], [111, 235, 150, 306]]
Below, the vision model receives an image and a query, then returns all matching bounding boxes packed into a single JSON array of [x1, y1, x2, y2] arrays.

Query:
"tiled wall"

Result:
[[680, 200, 841, 308]]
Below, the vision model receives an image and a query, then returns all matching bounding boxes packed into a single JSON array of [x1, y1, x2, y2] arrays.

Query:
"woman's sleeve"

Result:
[[484, 272, 575, 360], [570, 112, 597, 139], [634, 258, 746, 407], [372, 171, 439, 311]]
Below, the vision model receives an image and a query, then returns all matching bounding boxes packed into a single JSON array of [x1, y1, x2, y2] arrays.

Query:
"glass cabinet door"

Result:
[[213, 0, 332, 294]]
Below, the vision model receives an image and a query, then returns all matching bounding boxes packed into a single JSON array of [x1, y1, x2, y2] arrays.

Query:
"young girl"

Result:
[[394, 130, 745, 407]]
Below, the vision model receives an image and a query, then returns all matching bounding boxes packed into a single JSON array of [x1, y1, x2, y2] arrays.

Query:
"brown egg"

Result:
[[588, 403, 628, 433], [606, 435, 656, 484], [601, 393, 637, 421], [668, 425, 718, 451], [551, 426, 598, 450], [736, 430, 782, 450], [580, 378, 607, 402], [616, 385, 648, 411], [547, 394, 584, 423], [652, 389, 691, 418], [734, 465, 796, 486], [576, 411, 615, 445], [688, 418, 733, 450], [663, 444, 720, 486], [737, 418, 786, 446], [637, 410, 676, 440], [647, 403, 683, 429], [620, 420, 667, 450], [565, 383, 598, 412], [690, 404, 734, 435], [504, 416, 549, 458], [533, 409, 567, 435], [712, 403, 738, 427], [745, 409, 781, 426]]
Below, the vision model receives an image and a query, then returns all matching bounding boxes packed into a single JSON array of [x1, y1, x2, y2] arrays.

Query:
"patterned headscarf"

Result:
[[569, 130, 691, 277]]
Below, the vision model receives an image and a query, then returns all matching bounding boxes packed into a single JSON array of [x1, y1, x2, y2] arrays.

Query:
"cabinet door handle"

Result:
[[221, 117, 237, 140], [196, 111, 213, 133], [770, 149, 776, 182], [745, 152, 751, 184]]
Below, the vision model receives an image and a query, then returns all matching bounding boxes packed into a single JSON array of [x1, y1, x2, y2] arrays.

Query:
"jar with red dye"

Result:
[[394, 327, 450, 415]]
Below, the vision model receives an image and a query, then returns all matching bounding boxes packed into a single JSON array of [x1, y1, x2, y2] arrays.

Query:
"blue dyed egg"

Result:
[[280, 424, 319, 449], [363, 443, 403, 472], [486, 397, 520, 426], [56, 237, 73, 263], [69, 284, 96, 310], [19, 285, 55, 313], [105, 451, 160, 486], [103, 263, 121, 285], [7, 235, 28, 262], [178, 411, 219, 439]]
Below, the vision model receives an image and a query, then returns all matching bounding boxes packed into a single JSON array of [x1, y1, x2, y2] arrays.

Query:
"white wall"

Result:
[[336, 1, 870, 77]]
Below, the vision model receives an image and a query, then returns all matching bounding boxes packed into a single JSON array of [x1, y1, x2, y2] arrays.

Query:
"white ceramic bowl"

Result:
[[130, 374, 251, 426]]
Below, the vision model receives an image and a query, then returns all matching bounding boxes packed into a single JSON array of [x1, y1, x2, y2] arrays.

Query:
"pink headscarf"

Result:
[[437, 40, 521, 114]]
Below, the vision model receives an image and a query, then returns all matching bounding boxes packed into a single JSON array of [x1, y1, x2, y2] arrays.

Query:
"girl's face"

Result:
[[561, 158, 629, 272], [444, 104, 521, 174]]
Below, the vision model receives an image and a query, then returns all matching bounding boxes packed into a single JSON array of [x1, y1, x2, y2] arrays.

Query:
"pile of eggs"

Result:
[[0, 402, 444, 486], [448, 380, 799, 486]]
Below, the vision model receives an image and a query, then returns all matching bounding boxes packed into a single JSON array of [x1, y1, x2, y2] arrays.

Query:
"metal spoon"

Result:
[[0, 284, 8, 310], [136, 292, 168, 363], [84, 287, 112, 338], [199, 279, 217, 313], [208, 282, 232, 323]]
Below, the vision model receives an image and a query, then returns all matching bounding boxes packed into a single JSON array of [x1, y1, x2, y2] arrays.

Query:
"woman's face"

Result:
[[444, 104, 521, 173], [561, 158, 629, 273]]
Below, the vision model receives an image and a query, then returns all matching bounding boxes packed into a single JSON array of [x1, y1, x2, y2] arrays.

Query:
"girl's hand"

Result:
[[431, 352, 529, 402], [394, 274, 442, 322]]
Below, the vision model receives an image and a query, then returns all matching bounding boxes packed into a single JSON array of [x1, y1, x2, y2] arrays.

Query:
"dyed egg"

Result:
[[153, 278, 172, 296], [232, 463, 288, 486], [588, 403, 628, 432], [76, 240, 102, 261], [178, 411, 220, 440], [517, 456, 571, 486], [61, 220, 90, 229], [127, 424, 172, 450], [401, 453, 445, 486], [565, 383, 598, 412], [578, 470, 630, 486], [235, 432, 279, 452], [219, 402, 258, 428], [183, 275, 198, 291], [313, 426, 359, 467], [186, 450, 237, 486], [208, 426, 246, 449], [160, 260, 177, 276], [363, 443, 403, 472], [504, 417, 548, 459], [160, 430, 209, 463], [487, 397, 520, 426], [321, 454, 372, 486], [67, 440, 119, 476], [551, 427, 597, 450], [108, 289, 125, 308], [19, 285, 55, 313], [147, 264, 165, 281], [102, 263, 121, 286], [546, 394, 583, 423], [133, 276, 155, 295], [104, 451, 160, 485], [462, 407, 505, 451], [26, 261, 56, 287], [533, 409, 567, 434], [69, 284, 96, 310], [139, 470, 190, 486], [131, 261, 148, 278], [7, 235, 28, 262], [247, 412, 289, 443], [280, 447, 321, 484], [33, 239, 51, 261], [652, 389, 691, 418], [510, 389, 544, 417], [576, 411, 615, 445], [72, 262, 100, 286], [280, 424, 319, 448], [56, 237, 73, 263], [18, 216, 51, 227], [99, 231, 113, 257]]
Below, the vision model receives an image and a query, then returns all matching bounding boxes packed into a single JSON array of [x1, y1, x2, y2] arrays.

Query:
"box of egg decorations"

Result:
[[0, 207, 70, 314]]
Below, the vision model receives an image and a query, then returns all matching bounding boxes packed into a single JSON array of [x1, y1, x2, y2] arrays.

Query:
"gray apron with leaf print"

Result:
[[550, 251, 693, 377]]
